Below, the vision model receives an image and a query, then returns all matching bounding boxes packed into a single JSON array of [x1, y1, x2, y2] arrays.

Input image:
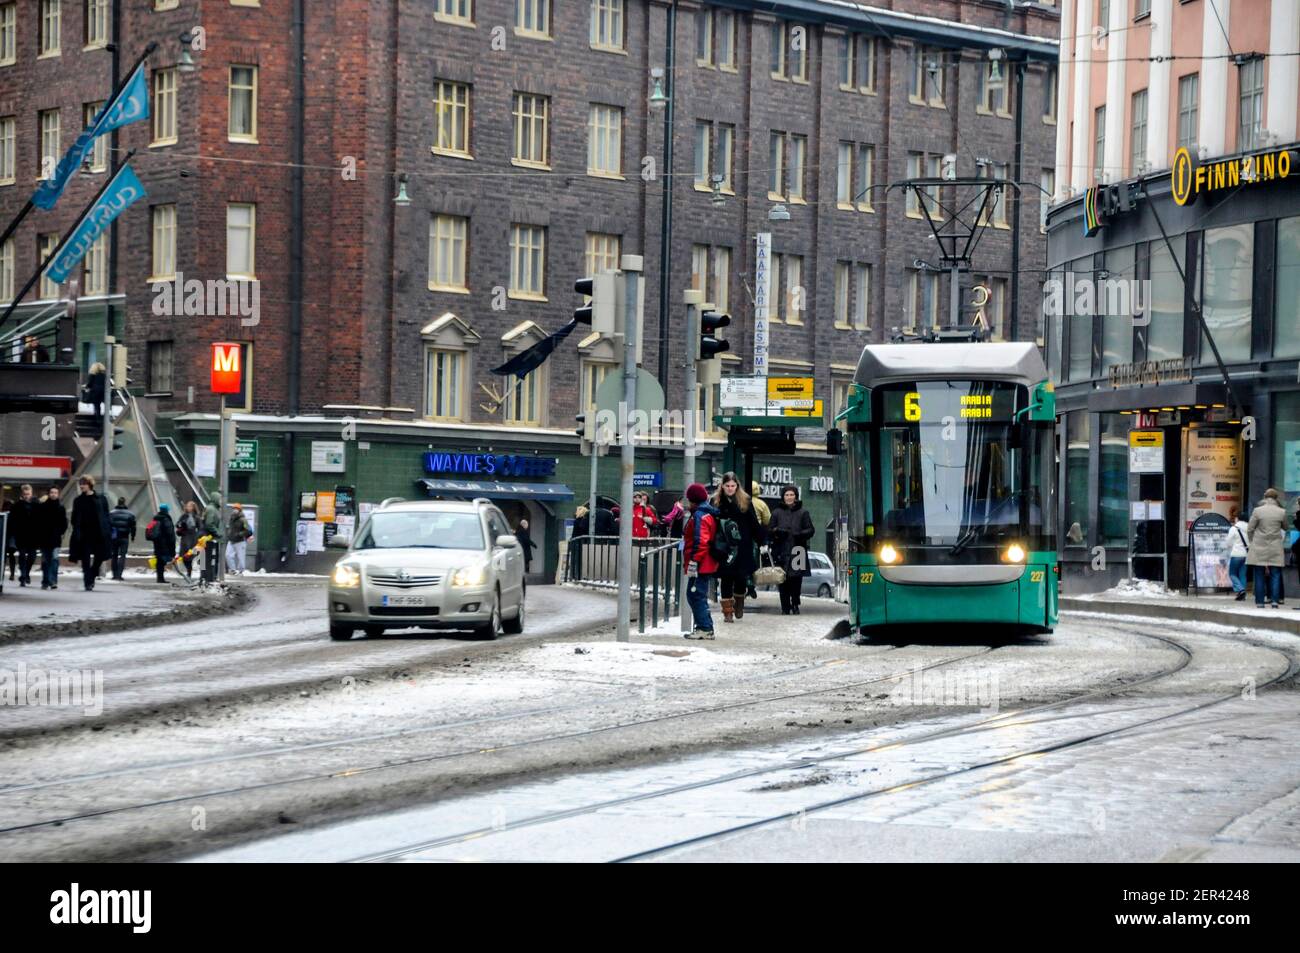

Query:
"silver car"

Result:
[[801, 551, 836, 599], [327, 498, 526, 641]]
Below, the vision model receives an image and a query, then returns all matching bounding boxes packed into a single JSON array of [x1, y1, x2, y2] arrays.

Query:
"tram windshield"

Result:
[[874, 381, 1048, 553]]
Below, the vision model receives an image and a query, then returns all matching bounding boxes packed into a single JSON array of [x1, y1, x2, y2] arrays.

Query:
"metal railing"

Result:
[[563, 534, 621, 589], [637, 539, 682, 633]]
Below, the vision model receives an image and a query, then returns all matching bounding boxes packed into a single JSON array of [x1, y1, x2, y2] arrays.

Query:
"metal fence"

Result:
[[563, 534, 683, 633]]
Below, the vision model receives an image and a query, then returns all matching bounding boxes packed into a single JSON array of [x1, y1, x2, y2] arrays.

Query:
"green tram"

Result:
[[830, 342, 1058, 634]]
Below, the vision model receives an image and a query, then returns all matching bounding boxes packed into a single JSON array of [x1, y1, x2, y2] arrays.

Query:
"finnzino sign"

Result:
[[424, 452, 557, 479]]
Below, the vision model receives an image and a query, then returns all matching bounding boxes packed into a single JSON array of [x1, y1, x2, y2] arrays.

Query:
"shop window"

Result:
[[1199, 224, 1252, 364], [1045, 268, 1063, 383], [1099, 414, 1129, 547], [1273, 217, 1300, 359], [1064, 412, 1091, 546], [1272, 392, 1300, 494], [1066, 257, 1093, 382], [1100, 245, 1134, 371], [1147, 239, 1185, 363]]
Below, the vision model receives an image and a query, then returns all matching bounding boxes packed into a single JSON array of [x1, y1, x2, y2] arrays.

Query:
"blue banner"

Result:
[[45, 164, 147, 284], [33, 63, 150, 211]]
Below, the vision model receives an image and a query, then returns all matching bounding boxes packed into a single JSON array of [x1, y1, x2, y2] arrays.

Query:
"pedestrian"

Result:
[[9, 484, 39, 587], [148, 503, 177, 583], [84, 361, 107, 425], [68, 475, 112, 591], [631, 491, 658, 540], [225, 502, 253, 575], [661, 498, 686, 539], [201, 493, 224, 582], [35, 486, 67, 590], [1246, 488, 1287, 608], [770, 483, 814, 615], [569, 505, 589, 582], [681, 482, 719, 640], [2, 499, 15, 581], [515, 517, 536, 574], [21, 335, 51, 363], [710, 472, 763, 622], [1228, 505, 1249, 601], [176, 500, 201, 579], [108, 495, 136, 580]]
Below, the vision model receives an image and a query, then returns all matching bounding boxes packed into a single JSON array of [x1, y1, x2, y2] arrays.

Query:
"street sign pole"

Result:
[[616, 256, 643, 643], [588, 440, 598, 539], [680, 289, 703, 635], [217, 394, 228, 584]]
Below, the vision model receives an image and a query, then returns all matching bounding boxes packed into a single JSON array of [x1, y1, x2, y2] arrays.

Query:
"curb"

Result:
[[0, 583, 255, 647], [1061, 596, 1300, 637]]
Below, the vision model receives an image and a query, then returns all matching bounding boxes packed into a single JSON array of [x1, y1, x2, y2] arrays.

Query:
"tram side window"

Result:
[[1029, 423, 1056, 549], [847, 428, 873, 550]]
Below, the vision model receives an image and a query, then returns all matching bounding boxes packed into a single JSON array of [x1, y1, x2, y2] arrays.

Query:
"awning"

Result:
[[1086, 383, 1229, 413], [417, 478, 575, 502]]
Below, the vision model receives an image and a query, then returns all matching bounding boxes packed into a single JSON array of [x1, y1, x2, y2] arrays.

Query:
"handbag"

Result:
[[753, 546, 786, 586]]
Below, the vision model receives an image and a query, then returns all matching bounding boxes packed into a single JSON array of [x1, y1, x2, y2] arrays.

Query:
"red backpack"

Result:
[[145, 519, 159, 542]]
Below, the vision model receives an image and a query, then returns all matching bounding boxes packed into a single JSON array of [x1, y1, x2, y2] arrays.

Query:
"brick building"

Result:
[[0, 0, 1060, 573]]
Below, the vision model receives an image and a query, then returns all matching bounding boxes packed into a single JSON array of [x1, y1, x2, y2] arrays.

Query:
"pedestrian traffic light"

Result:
[[699, 310, 731, 361]]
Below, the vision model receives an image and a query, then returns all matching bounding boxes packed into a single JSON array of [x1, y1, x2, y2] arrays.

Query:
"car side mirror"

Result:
[[495, 534, 519, 549]]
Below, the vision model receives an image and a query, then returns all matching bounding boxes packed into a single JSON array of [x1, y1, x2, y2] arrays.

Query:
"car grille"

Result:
[[368, 605, 441, 617], [368, 571, 443, 589]]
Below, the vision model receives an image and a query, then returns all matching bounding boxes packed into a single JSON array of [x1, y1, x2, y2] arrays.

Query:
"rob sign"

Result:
[[211, 342, 242, 394]]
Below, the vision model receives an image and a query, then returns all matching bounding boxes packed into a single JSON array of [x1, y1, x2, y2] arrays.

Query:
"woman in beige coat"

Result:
[[1246, 488, 1287, 607]]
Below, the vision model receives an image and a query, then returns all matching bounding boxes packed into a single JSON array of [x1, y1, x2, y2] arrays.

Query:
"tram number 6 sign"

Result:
[[904, 392, 921, 421]]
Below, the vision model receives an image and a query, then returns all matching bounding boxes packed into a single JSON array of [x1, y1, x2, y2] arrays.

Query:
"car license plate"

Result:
[[382, 595, 427, 607]]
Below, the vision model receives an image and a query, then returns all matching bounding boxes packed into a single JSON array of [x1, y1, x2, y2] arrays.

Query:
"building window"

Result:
[[82, 232, 106, 295], [768, 132, 785, 198], [696, 8, 738, 69], [1130, 89, 1148, 174], [39, 0, 60, 56], [978, 61, 1011, 116], [910, 45, 944, 105], [155, 0, 179, 8], [424, 348, 464, 421], [1275, 218, 1300, 359], [0, 237, 13, 302], [693, 121, 711, 189], [147, 341, 174, 394], [834, 261, 851, 329], [83, 103, 106, 171], [839, 34, 876, 93], [0, 4, 15, 66], [1272, 394, 1300, 492], [509, 224, 546, 299], [582, 360, 613, 413], [1097, 0, 1110, 34], [853, 264, 871, 330], [769, 132, 806, 202], [1148, 239, 1185, 362], [1134, 0, 1151, 16], [1200, 224, 1252, 364], [511, 92, 549, 167], [503, 367, 543, 426], [769, 253, 782, 324], [1093, 105, 1106, 183], [1237, 57, 1265, 153], [770, 21, 807, 81], [1067, 257, 1093, 381], [0, 115, 14, 185], [906, 152, 942, 219], [1177, 73, 1199, 151], [226, 203, 256, 279], [587, 104, 622, 176], [991, 162, 1010, 227], [590, 0, 624, 52], [151, 205, 176, 281], [1044, 65, 1057, 123], [152, 68, 177, 145], [229, 66, 258, 142], [696, 7, 713, 66], [515, 0, 549, 37], [691, 244, 709, 299], [435, 0, 473, 25], [433, 80, 471, 157], [584, 231, 620, 278], [1040, 168, 1055, 232], [713, 246, 730, 313], [836, 142, 852, 206], [429, 214, 469, 292], [716, 123, 734, 192], [789, 134, 806, 202], [1100, 245, 1135, 368], [38, 109, 59, 180], [782, 254, 803, 324], [905, 268, 938, 329], [1064, 412, 1090, 546], [38, 233, 60, 299], [84, 0, 108, 48]]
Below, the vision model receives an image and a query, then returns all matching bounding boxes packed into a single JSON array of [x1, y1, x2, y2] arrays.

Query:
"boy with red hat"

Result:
[[682, 482, 719, 639]]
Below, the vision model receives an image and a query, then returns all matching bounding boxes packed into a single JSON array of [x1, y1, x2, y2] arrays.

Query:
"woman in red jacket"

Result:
[[682, 482, 719, 639], [631, 491, 658, 540]]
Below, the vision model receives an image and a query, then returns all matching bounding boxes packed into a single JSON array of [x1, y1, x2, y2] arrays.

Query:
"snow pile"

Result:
[[1094, 578, 1179, 599], [521, 640, 746, 680]]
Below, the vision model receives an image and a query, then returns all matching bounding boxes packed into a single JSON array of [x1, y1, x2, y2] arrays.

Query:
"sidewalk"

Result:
[[1064, 584, 1300, 635], [0, 570, 238, 643]]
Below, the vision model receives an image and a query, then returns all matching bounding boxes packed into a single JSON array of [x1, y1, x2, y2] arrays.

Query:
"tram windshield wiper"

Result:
[[949, 523, 990, 556]]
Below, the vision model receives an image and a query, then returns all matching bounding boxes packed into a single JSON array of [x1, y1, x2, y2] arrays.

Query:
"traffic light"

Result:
[[73, 414, 101, 438], [573, 278, 595, 327], [111, 424, 125, 451], [574, 274, 616, 334], [575, 412, 590, 441], [699, 310, 731, 361]]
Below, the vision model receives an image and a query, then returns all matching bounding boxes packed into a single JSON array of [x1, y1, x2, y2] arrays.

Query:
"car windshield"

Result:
[[356, 511, 485, 550]]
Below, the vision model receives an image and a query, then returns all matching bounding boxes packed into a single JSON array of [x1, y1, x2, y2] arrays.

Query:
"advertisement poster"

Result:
[[1189, 514, 1232, 590], [311, 441, 346, 473], [1182, 431, 1242, 546], [1285, 440, 1300, 493], [194, 445, 217, 478], [333, 485, 356, 517], [299, 491, 317, 520], [316, 491, 337, 523]]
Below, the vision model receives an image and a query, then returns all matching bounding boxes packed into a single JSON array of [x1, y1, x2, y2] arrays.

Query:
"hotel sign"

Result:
[[1172, 145, 1294, 207], [1108, 357, 1192, 389]]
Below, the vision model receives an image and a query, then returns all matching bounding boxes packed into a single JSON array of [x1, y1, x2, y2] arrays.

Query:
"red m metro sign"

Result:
[[211, 342, 242, 394]]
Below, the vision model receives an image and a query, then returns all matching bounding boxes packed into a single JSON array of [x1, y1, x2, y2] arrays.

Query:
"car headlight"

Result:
[[450, 564, 488, 587], [1002, 543, 1027, 564], [878, 544, 901, 565], [331, 562, 361, 588]]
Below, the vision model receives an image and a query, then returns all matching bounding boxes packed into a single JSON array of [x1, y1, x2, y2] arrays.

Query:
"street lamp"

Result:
[[768, 203, 791, 222], [178, 31, 198, 74], [393, 173, 411, 207], [710, 173, 726, 207], [649, 68, 669, 109]]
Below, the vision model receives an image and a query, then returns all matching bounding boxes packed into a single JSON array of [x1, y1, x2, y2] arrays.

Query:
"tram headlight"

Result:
[[1002, 543, 1027, 564], [878, 544, 901, 565]]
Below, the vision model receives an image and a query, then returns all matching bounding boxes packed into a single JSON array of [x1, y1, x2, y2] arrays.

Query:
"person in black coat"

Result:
[[515, 518, 536, 574], [769, 483, 815, 615], [84, 362, 107, 425], [8, 485, 40, 587], [35, 486, 68, 589], [108, 496, 137, 580], [150, 504, 177, 583], [69, 476, 112, 591], [710, 472, 764, 622]]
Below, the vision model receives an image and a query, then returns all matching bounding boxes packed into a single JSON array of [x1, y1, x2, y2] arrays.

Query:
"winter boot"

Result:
[[721, 597, 735, 622], [733, 593, 745, 619]]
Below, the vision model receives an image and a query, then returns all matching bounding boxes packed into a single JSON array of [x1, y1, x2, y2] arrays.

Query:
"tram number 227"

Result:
[[1030, 571, 1045, 583], [858, 571, 875, 584]]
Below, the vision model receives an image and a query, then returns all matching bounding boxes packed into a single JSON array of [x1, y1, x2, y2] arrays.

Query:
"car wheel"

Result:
[[329, 623, 354, 641], [818, 584, 832, 599], [475, 589, 502, 640], [503, 592, 525, 634]]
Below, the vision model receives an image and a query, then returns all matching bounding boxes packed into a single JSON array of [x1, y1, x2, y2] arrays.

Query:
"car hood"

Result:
[[342, 548, 486, 572]]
